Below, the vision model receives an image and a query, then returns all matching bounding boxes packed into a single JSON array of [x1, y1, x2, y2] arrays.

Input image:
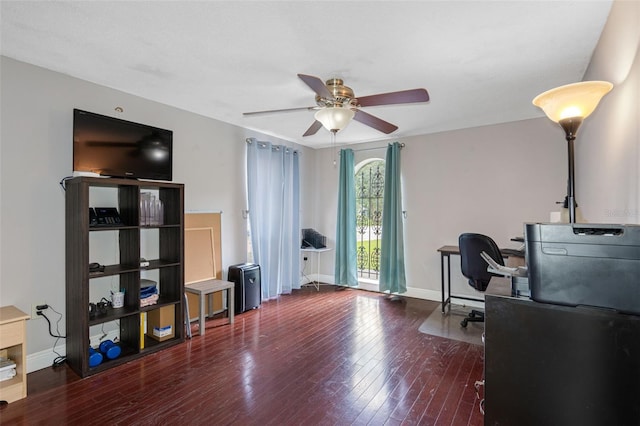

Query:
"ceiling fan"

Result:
[[243, 74, 430, 136]]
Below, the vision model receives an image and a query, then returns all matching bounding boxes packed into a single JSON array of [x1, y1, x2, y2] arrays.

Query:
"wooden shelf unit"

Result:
[[0, 306, 30, 403], [65, 177, 184, 378]]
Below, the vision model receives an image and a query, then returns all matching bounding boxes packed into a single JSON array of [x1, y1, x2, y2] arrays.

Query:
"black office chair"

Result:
[[458, 233, 504, 328]]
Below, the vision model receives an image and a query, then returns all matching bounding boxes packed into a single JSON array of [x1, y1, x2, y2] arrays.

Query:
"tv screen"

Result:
[[73, 109, 173, 181]]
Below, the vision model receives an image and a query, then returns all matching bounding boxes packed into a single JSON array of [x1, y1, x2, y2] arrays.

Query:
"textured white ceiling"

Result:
[[0, 1, 613, 148]]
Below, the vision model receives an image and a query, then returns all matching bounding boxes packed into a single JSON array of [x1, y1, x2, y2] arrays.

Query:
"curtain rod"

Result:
[[343, 142, 405, 153], [245, 137, 299, 154]]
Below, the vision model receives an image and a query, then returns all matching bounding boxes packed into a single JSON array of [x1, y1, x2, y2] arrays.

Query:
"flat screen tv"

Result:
[[73, 109, 173, 181]]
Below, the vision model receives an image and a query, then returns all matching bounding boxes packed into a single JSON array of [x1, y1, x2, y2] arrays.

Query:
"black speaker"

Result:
[[228, 263, 261, 313]]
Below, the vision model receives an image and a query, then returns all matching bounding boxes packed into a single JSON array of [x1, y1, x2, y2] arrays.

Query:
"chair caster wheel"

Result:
[[461, 319, 468, 328]]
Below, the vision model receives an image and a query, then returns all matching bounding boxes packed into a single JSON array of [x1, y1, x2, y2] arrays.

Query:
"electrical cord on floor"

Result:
[[475, 380, 485, 415], [38, 306, 67, 367]]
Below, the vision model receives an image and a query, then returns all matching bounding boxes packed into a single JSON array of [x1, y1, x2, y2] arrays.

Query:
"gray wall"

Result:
[[0, 57, 315, 370], [311, 0, 640, 298], [580, 0, 639, 223]]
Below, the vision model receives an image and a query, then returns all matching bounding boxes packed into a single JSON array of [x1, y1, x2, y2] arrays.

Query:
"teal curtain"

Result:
[[379, 142, 406, 294], [334, 148, 358, 286]]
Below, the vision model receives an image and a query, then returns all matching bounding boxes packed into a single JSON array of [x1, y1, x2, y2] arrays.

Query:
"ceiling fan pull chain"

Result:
[[332, 130, 337, 167]]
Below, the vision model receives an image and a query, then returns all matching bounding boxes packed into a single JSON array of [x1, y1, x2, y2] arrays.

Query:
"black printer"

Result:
[[525, 223, 640, 315]]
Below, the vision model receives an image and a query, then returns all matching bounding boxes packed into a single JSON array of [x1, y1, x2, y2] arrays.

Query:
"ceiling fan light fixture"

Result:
[[314, 106, 355, 132]]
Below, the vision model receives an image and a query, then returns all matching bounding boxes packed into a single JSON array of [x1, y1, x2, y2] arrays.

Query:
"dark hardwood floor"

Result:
[[2, 286, 484, 425]]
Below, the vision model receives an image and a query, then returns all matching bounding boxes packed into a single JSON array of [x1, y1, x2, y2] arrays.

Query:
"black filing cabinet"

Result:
[[228, 263, 261, 313]]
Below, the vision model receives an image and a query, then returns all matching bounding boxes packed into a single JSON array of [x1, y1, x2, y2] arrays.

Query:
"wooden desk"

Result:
[[437, 245, 524, 313]]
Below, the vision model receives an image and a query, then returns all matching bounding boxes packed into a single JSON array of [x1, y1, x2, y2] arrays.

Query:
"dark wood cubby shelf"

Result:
[[65, 177, 184, 378]]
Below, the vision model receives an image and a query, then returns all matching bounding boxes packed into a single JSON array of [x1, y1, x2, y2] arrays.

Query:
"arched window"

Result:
[[355, 159, 385, 280]]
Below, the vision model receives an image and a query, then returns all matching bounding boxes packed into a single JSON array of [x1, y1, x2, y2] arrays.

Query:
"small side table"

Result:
[[301, 247, 333, 291], [0, 306, 30, 403], [185, 280, 234, 336]]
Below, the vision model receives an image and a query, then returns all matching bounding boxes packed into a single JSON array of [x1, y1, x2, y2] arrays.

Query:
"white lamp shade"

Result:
[[532, 81, 613, 122], [314, 107, 355, 132]]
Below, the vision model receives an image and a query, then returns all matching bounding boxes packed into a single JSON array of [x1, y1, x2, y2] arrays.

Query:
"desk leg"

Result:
[[315, 252, 321, 291], [228, 287, 235, 325], [441, 253, 452, 313], [199, 292, 206, 336], [184, 293, 192, 339], [446, 254, 451, 312], [440, 253, 444, 312], [208, 294, 214, 318]]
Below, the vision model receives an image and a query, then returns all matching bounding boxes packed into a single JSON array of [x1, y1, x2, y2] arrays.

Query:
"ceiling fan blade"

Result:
[[243, 106, 316, 116], [298, 74, 334, 100], [303, 120, 323, 137], [357, 88, 429, 107], [353, 110, 398, 134]]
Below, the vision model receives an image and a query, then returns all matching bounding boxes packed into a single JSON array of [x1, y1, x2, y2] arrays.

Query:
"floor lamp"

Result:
[[532, 81, 613, 223]]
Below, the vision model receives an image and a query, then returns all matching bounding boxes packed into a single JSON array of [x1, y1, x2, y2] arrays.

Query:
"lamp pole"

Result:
[[559, 117, 583, 223]]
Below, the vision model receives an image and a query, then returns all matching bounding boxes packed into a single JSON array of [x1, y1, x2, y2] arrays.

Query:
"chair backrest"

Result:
[[458, 233, 504, 292]]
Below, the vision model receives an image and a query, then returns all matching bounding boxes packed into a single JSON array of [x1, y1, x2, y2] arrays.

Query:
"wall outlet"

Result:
[[31, 302, 47, 319]]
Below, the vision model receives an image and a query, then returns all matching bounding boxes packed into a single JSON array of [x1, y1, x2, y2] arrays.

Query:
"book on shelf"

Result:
[[0, 357, 16, 370], [0, 357, 16, 381], [0, 368, 16, 381]]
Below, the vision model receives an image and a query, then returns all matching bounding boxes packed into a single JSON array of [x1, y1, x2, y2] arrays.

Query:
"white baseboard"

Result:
[[309, 274, 484, 308], [27, 329, 119, 373], [27, 346, 66, 373]]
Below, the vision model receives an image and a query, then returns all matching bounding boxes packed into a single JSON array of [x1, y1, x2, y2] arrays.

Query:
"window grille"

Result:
[[355, 160, 384, 280]]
